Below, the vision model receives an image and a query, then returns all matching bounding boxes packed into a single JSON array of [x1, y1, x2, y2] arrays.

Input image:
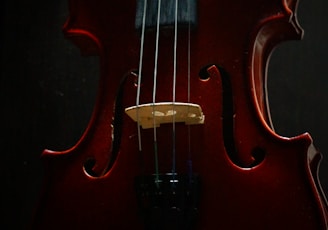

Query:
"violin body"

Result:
[[32, 0, 328, 229]]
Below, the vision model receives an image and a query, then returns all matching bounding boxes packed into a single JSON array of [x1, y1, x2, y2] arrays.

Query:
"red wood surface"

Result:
[[31, 0, 328, 229]]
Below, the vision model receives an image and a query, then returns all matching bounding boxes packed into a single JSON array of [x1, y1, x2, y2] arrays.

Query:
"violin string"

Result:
[[187, 0, 193, 182], [152, 0, 162, 185], [188, 0, 192, 105], [136, 0, 148, 152], [171, 0, 179, 180], [187, 0, 191, 104]]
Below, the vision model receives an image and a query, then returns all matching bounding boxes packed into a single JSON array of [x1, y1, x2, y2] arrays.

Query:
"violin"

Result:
[[31, 0, 328, 229]]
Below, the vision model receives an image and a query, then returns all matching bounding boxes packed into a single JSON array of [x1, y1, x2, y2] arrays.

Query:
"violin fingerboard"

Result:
[[135, 0, 197, 29]]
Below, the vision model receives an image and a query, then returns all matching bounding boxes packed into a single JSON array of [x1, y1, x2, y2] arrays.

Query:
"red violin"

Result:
[[31, 0, 328, 229]]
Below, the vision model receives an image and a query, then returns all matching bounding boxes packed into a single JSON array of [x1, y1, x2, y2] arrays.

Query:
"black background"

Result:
[[1, 0, 327, 229]]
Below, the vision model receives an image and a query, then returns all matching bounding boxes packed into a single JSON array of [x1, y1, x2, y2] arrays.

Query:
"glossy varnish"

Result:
[[31, 0, 328, 229]]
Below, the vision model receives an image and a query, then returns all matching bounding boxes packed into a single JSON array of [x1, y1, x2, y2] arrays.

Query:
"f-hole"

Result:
[[84, 72, 131, 177], [200, 65, 266, 168]]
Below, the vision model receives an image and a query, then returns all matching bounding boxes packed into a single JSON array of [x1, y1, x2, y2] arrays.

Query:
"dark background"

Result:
[[1, 0, 327, 229]]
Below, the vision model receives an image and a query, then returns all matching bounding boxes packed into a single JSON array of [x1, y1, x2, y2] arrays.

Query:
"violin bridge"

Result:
[[125, 102, 205, 129]]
